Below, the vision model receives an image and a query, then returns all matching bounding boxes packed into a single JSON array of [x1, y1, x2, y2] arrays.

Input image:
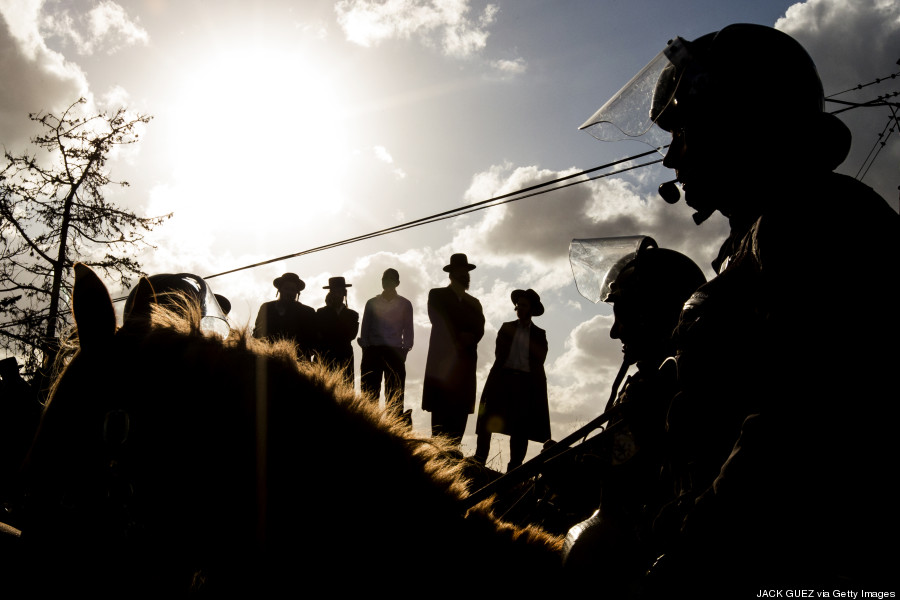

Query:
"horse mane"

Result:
[[20, 288, 562, 595]]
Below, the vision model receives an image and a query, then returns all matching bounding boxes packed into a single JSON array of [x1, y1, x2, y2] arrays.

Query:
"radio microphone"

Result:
[[658, 179, 681, 204]]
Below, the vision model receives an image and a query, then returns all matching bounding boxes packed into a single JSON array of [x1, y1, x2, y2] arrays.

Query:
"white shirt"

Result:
[[503, 320, 531, 372], [359, 293, 414, 351]]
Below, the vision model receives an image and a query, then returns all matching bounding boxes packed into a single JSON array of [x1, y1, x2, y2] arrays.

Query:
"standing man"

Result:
[[358, 268, 414, 418], [473, 288, 550, 472], [254, 272, 317, 360], [422, 253, 484, 447], [314, 277, 359, 388]]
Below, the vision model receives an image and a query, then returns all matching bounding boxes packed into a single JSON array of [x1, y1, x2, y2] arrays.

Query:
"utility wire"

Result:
[[198, 148, 663, 282], [825, 68, 899, 98], [856, 106, 898, 181]]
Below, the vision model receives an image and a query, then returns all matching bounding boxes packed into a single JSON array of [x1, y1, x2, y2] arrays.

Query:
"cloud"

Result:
[[547, 312, 627, 429], [374, 145, 407, 179], [41, 0, 149, 55], [449, 161, 726, 282], [489, 57, 527, 75], [776, 0, 900, 210], [0, 1, 90, 146], [335, 0, 498, 58]]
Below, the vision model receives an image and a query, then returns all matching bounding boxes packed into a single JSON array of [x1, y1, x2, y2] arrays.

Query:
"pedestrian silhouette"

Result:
[[359, 268, 414, 420], [253, 273, 317, 361], [473, 288, 550, 472], [314, 277, 359, 388], [422, 253, 484, 447]]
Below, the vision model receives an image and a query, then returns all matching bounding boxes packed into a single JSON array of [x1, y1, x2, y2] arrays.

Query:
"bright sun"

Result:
[[161, 44, 350, 222]]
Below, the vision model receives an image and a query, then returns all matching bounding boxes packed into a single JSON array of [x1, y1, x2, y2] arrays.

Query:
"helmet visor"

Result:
[[196, 279, 231, 339], [579, 37, 690, 147], [569, 236, 658, 304]]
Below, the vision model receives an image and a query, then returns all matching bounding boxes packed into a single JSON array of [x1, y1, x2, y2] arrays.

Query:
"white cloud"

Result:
[[373, 145, 408, 179], [41, 0, 148, 56], [489, 57, 527, 75], [777, 0, 900, 210], [334, 0, 498, 58]]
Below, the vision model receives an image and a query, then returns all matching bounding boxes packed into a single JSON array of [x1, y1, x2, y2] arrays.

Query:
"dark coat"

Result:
[[657, 173, 899, 589], [475, 321, 550, 441], [314, 305, 359, 382], [422, 286, 485, 414], [253, 300, 317, 359]]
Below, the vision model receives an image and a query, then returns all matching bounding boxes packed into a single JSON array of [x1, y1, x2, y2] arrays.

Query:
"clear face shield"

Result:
[[193, 277, 231, 339], [569, 236, 658, 304], [578, 37, 691, 150]]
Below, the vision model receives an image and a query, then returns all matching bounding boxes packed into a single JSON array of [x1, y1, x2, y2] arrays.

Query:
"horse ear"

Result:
[[72, 263, 117, 351]]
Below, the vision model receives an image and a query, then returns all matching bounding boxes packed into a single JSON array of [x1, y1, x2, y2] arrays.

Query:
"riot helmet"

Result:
[[124, 273, 231, 339], [570, 236, 706, 365], [580, 24, 850, 221]]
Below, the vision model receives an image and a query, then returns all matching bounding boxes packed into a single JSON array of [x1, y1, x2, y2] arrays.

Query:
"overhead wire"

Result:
[[196, 148, 664, 281], [6, 65, 899, 323]]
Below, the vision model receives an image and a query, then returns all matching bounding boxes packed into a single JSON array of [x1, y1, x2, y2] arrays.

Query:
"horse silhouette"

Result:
[[9, 264, 561, 596]]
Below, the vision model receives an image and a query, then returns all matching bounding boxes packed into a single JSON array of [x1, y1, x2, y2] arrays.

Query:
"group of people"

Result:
[[251, 252, 554, 470], [253, 268, 415, 420]]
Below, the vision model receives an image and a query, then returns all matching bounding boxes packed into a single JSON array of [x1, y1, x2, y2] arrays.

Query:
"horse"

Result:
[[5, 264, 562, 596]]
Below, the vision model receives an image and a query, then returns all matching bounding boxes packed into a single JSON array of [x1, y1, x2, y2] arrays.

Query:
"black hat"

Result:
[[323, 276, 352, 289], [273, 273, 305, 291], [443, 253, 476, 272], [511, 288, 544, 317]]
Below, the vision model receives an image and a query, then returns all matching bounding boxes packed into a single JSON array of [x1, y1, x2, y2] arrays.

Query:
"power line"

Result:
[[825, 68, 900, 98], [197, 148, 663, 283], [856, 106, 899, 181]]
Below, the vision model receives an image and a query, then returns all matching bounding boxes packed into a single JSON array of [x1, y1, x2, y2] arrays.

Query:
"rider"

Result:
[[579, 24, 898, 593], [562, 237, 705, 595]]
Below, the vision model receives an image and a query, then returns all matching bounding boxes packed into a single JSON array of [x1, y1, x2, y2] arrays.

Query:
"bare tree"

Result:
[[0, 97, 171, 376]]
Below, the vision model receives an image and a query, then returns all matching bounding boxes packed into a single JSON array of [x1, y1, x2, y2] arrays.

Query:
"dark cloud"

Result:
[[453, 162, 727, 280], [0, 13, 88, 149]]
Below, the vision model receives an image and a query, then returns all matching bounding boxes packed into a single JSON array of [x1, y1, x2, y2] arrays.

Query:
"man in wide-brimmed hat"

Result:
[[314, 277, 359, 388], [253, 272, 317, 360], [422, 253, 484, 447], [473, 288, 549, 472]]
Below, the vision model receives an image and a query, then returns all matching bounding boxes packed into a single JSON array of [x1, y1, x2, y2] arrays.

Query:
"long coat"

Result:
[[253, 300, 317, 359], [475, 321, 550, 442], [314, 305, 359, 382], [422, 286, 485, 414]]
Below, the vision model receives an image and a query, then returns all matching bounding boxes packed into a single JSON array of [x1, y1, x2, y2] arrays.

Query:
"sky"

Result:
[[1, 0, 897, 467]]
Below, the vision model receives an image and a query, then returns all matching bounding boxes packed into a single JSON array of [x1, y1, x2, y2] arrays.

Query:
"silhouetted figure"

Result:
[[253, 273, 317, 360], [314, 277, 359, 388], [561, 238, 705, 596], [0, 357, 40, 521], [359, 268, 413, 418], [422, 253, 484, 447], [473, 289, 550, 472], [580, 23, 899, 594]]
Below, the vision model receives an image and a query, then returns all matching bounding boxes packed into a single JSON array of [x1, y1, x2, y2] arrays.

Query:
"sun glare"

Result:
[[162, 45, 350, 221]]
